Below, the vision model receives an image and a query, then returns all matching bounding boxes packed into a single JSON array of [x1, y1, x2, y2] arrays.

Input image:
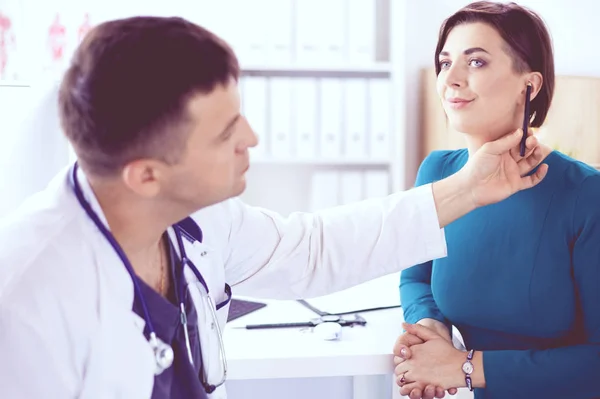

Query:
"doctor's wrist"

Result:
[[431, 173, 477, 228]]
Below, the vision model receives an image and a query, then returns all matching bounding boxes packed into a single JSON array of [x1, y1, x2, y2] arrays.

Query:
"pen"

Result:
[[234, 315, 367, 330], [520, 82, 532, 156], [234, 321, 316, 330]]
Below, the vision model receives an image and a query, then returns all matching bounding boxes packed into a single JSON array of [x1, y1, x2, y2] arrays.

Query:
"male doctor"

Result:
[[0, 16, 547, 399]]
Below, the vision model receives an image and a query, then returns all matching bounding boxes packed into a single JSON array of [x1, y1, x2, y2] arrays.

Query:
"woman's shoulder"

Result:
[[549, 151, 600, 185], [547, 151, 600, 209]]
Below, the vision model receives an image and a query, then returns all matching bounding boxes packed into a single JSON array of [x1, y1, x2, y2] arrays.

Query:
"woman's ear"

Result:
[[525, 72, 543, 101]]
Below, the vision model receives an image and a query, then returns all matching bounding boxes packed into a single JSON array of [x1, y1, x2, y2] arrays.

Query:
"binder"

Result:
[[319, 78, 343, 158], [364, 170, 390, 198], [292, 78, 318, 159], [368, 79, 392, 160], [309, 170, 340, 211], [339, 171, 364, 205], [242, 76, 268, 158], [343, 79, 368, 159], [319, 0, 346, 64], [264, 0, 293, 64], [230, 0, 267, 65], [346, 0, 375, 64], [294, 0, 322, 63], [269, 78, 293, 158]]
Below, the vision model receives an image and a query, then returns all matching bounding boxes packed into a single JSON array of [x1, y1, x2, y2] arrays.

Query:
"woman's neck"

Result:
[[462, 127, 554, 161], [462, 125, 520, 157]]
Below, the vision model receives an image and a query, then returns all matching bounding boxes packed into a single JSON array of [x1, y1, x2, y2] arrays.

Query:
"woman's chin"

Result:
[[447, 121, 479, 136]]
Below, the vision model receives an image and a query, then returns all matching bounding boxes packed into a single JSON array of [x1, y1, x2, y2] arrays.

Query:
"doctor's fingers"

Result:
[[509, 128, 537, 162], [516, 145, 544, 176]]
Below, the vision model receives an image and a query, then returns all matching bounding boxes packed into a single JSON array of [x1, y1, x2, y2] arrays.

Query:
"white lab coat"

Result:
[[0, 165, 447, 399]]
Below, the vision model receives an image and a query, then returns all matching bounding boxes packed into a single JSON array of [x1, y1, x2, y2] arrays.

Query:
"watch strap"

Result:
[[464, 349, 474, 391]]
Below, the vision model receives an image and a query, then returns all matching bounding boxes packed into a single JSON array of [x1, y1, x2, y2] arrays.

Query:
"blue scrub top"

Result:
[[132, 240, 208, 399]]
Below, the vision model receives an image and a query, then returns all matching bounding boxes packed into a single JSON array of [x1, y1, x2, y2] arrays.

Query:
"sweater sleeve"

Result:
[[400, 151, 452, 328], [481, 174, 600, 398]]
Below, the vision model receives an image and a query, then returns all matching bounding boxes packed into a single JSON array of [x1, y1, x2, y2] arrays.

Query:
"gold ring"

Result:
[[400, 372, 406, 384]]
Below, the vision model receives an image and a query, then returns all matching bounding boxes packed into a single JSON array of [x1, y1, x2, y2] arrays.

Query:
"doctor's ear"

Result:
[[121, 160, 164, 198], [523, 72, 543, 102]]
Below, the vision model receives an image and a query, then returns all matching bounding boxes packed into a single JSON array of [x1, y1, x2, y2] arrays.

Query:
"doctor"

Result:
[[0, 16, 546, 399]]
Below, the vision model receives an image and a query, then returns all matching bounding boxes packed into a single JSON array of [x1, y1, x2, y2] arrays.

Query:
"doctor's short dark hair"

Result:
[[435, 1, 555, 127], [58, 16, 240, 176]]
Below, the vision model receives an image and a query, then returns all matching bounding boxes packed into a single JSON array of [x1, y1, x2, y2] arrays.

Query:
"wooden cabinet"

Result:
[[419, 67, 600, 169]]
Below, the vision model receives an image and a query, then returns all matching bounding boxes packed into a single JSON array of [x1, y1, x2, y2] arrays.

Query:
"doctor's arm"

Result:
[[0, 307, 79, 398], [221, 132, 545, 299], [223, 181, 448, 299]]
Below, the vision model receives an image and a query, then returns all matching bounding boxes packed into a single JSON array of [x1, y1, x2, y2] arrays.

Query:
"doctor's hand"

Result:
[[459, 128, 548, 208], [393, 320, 458, 399], [432, 128, 547, 228], [394, 323, 467, 397]]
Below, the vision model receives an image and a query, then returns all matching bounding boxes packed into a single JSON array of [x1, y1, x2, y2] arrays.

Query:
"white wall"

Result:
[[0, 82, 69, 216]]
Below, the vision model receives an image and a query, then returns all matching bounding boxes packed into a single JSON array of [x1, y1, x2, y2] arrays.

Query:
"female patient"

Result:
[[395, 2, 600, 399]]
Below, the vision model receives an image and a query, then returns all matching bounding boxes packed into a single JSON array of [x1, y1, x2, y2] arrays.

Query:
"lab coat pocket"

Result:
[[215, 283, 232, 326], [183, 240, 230, 387], [188, 282, 228, 389]]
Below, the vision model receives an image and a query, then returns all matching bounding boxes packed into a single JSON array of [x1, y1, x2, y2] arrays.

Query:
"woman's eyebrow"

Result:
[[439, 47, 490, 57]]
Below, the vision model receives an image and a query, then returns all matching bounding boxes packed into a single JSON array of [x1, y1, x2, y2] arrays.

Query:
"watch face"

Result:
[[462, 361, 474, 374]]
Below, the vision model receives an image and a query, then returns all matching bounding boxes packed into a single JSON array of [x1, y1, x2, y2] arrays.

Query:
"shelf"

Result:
[[241, 63, 392, 78], [250, 157, 392, 166]]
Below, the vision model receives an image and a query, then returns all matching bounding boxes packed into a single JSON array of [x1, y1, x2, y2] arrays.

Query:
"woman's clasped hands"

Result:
[[393, 320, 474, 399]]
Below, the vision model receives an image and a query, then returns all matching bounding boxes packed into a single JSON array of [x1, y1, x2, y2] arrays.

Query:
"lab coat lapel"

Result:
[[73, 167, 157, 396], [76, 214, 155, 398]]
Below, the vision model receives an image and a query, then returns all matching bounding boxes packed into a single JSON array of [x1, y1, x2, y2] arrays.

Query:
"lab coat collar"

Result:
[[69, 164, 139, 322], [74, 165, 112, 230]]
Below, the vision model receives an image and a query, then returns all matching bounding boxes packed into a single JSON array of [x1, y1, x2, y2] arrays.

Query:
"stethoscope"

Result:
[[69, 163, 227, 392]]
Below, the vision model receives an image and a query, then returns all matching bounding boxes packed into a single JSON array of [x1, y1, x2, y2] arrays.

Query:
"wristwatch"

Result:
[[462, 349, 475, 391]]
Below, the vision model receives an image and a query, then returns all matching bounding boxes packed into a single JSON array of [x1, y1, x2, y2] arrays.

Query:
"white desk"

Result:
[[224, 298, 473, 399], [224, 298, 404, 399]]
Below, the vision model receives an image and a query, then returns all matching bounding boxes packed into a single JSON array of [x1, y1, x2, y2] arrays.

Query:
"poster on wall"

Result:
[[23, 0, 180, 82], [20, 0, 199, 83], [0, 0, 25, 84], [24, 0, 93, 80], [22, 0, 102, 82]]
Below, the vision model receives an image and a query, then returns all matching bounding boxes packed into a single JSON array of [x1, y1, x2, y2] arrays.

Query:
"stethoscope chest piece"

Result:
[[150, 333, 174, 375]]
